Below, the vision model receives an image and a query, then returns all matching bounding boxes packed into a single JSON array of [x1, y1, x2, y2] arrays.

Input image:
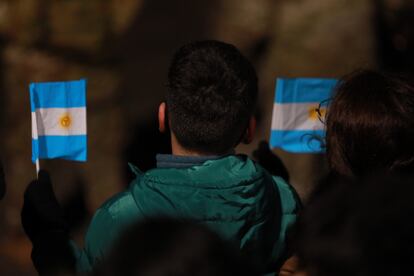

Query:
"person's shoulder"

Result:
[[96, 187, 142, 223], [83, 189, 143, 265], [251, 156, 302, 212], [249, 158, 298, 205], [270, 175, 302, 213]]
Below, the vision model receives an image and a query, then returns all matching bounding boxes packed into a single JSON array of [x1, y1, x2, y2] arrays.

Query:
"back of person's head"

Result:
[[94, 217, 259, 276], [294, 173, 414, 276], [326, 69, 414, 177], [166, 40, 258, 155]]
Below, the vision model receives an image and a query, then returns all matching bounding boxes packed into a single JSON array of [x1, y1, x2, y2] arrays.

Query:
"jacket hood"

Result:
[[129, 155, 281, 258], [129, 155, 277, 217]]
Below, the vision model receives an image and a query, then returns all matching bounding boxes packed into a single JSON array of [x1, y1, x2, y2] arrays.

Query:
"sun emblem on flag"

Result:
[[309, 106, 326, 121], [59, 114, 72, 129]]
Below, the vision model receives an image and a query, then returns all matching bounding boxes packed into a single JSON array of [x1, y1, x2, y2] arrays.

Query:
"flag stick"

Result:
[[36, 159, 40, 174], [32, 109, 40, 175]]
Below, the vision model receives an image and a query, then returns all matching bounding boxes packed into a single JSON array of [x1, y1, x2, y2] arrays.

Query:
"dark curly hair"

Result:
[[167, 40, 258, 155]]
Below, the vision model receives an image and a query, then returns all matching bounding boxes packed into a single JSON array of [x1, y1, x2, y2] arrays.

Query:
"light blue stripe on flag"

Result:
[[270, 130, 325, 153], [32, 135, 87, 162], [270, 77, 337, 153], [31, 139, 39, 163], [275, 78, 337, 103], [30, 79, 86, 111]]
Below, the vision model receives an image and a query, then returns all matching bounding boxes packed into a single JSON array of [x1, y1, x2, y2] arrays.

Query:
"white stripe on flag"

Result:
[[271, 102, 325, 131], [31, 111, 38, 139], [32, 107, 86, 136]]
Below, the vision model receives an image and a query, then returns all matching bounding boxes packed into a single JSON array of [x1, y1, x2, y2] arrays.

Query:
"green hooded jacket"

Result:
[[71, 155, 300, 274]]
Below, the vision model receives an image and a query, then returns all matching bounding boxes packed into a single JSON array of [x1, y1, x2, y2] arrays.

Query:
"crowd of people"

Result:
[[5, 40, 414, 275]]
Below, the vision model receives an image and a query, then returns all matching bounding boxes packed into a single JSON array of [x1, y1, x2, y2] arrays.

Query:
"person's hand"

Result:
[[253, 141, 290, 182], [21, 170, 68, 242], [21, 170, 76, 275], [279, 256, 301, 276]]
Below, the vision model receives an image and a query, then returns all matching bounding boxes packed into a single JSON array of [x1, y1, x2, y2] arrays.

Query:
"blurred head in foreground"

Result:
[[94, 217, 259, 276], [294, 174, 414, 276], [326, 70, 414, 177]]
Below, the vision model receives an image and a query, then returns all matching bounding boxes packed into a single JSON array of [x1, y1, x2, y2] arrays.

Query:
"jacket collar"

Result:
[[156, 154, 222, 169]]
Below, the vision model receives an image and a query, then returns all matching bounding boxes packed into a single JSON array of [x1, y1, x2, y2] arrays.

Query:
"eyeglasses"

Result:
[[315, 98, 332, 124]]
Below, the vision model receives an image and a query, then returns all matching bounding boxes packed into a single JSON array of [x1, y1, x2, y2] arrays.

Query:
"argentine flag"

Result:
[[30, 79, 87, 165], [270, 78, 337, 153]]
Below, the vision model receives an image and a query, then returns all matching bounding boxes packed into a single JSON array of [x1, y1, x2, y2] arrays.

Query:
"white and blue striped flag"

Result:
[[270, 78, 337, 153], [30, 79, 87, 168]]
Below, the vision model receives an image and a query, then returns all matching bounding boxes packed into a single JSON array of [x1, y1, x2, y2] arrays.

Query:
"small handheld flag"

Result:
[[270, 78, 337, 153], [30, 79, 87, 172]]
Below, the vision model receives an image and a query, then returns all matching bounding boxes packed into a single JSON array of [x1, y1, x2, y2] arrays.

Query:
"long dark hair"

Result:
[[326, 69, 414, 177]]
